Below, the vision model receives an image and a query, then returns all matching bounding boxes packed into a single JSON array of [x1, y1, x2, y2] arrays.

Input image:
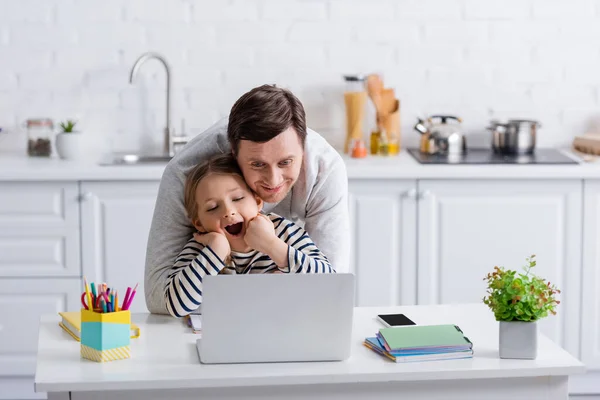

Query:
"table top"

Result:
[[34, 303, 585, 393]]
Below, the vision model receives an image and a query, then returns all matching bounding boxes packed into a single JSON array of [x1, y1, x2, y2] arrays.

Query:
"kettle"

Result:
[[414, 115, 466, 155]]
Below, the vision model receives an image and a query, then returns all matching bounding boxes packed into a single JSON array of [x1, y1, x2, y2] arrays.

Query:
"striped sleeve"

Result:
[[164, 238, 227, 317], [269, 214, 335, 274]]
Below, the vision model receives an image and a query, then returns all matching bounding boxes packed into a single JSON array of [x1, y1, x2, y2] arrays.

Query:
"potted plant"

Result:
[[482, 255, 560, 359], [55, 120, 83, 160]]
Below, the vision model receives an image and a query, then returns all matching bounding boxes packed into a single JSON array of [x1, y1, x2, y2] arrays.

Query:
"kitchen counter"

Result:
[[345, 148, 600, 180], [0, 149, 598, 181]]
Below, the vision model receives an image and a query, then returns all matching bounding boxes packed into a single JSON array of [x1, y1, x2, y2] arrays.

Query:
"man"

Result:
[[144, 84, 350, 314]]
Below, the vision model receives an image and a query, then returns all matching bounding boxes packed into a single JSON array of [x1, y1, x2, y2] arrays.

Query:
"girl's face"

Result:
[[193, 173, 263, 251]]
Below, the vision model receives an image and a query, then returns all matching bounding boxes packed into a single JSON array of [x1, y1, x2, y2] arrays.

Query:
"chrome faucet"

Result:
[[129, 52, 187, 157]]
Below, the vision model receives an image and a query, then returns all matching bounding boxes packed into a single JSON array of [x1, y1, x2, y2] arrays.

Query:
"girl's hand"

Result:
[[193, 231, 230, 262], [244, 214, 277, 254]]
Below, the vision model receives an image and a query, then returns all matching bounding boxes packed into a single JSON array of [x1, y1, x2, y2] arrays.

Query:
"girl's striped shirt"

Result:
[[165, 213, 334, 317]]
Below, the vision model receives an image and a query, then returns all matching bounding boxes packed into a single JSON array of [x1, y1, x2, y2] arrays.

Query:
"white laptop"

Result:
[[197, 273, 355, 364]]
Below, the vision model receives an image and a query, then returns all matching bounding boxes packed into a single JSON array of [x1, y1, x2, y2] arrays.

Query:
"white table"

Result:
[[35, 303, 585, 400]]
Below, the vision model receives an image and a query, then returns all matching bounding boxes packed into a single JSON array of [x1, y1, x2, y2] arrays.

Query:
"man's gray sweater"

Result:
[[144, 117, 350, 314]]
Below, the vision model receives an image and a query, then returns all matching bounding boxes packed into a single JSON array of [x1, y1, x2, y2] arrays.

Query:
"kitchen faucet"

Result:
[[129, 52, 187, 158]]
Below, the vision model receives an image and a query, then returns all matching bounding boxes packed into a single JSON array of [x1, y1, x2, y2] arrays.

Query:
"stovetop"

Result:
[[407, 148, 579, 165]]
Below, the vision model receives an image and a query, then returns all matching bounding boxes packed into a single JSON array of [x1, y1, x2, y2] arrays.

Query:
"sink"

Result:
[[99, 154, 173, 166]]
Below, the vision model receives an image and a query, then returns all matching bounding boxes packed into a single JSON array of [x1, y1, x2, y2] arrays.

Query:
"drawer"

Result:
[[0, 182, 81, 277], [0, 278, 80, 376], [0, 182, 79, 227]]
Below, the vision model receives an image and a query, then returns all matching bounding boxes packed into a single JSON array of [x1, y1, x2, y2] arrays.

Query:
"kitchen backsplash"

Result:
[[1, 0, 600, 155]]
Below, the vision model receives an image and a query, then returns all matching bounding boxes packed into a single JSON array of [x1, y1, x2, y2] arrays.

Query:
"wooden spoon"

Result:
[[366, 74, 384, 117], [381, 88, 396, 115]]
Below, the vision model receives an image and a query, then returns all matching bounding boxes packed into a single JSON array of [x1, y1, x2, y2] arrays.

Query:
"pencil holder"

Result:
[[80, 309, 131, 362]]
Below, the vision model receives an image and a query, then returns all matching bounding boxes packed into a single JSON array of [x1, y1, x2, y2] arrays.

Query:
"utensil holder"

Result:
[[80, 309, 131, 362]]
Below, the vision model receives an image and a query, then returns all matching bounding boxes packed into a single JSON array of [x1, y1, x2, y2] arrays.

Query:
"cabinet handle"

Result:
[[403, 188, 417, 199], [79, 192, 93, 202], [418, 190, 431, 199]]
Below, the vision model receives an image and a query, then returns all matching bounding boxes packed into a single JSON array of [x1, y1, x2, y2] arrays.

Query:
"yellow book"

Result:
[[58, 311, 141, 341]]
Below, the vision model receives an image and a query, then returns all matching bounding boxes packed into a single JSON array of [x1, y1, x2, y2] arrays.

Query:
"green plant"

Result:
[[59, 120, 77, 133], [482, 255, 560, 322]]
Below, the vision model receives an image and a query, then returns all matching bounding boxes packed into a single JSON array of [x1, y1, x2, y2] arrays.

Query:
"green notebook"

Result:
[[379, 324, 472, 350]]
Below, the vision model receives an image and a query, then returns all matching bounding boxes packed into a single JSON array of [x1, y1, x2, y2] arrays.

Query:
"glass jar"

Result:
[[370, 130, 380, 155], [388, 136, 400, 155], [378, 129, 390, 156], [26, 118, 54, 157], [343, 75, 367, 154]]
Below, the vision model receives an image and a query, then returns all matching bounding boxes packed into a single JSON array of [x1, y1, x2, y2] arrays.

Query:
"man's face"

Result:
[[235, 127, 304, 204]]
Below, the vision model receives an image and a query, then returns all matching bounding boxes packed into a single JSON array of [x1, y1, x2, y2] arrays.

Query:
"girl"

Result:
[[165, 154, 334, 317]]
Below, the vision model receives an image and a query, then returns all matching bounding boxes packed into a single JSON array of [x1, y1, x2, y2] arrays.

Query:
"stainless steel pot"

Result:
[[488, 119, 540, 155]]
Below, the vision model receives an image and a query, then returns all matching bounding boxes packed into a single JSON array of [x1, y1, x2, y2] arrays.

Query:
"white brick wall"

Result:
[[0, 0, 599, 155]]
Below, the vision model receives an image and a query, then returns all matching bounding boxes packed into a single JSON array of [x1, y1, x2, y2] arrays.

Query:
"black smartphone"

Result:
[[377, 313, 416, 327]]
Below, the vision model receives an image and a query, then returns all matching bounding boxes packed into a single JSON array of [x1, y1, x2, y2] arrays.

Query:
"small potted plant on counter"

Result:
[[482, 254, 560, 359], [55, 119, 83, 160]]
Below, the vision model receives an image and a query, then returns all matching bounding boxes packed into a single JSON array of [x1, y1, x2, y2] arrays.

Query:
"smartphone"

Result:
[[377, 313, 416, 328]]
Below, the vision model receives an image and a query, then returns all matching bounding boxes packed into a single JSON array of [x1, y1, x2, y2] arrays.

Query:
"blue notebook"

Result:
[[364, 337, 473, 363]]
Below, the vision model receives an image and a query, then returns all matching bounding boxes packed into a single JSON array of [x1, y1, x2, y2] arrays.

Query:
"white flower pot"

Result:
[[499, 320, 538, 359], [55, 132, 84, 160]]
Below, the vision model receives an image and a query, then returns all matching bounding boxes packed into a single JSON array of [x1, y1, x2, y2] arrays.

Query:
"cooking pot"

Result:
[[414, 115, 466, 155], [488, 119, 540, 155]]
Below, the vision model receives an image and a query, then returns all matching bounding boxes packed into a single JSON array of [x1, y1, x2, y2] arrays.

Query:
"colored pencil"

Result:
[[123, 283, 138, 310], [123, 287, 132, 311]]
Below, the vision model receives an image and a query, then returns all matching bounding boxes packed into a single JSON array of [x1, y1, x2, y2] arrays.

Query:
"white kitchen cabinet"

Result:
[[348, 179, 417, 307], [417, 179, 582, 357], [80, 181, 160, 313], [0, 182, 80, 277], [0, 278, 80, 376], [581, 180, 600, 370]]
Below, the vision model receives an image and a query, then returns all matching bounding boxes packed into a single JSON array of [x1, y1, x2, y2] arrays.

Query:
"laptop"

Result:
[[197, 273, 355, 364]]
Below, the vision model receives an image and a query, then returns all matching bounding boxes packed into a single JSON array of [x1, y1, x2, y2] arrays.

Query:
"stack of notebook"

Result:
[[364, 324, 473, 363]]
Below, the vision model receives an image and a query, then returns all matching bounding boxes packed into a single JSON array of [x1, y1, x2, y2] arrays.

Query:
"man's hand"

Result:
[[193, 231, 230, 262], [244, 214, 278, 254]]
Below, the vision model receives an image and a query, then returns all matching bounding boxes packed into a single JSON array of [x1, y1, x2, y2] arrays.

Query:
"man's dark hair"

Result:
[[227, 84, 307, 155]]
